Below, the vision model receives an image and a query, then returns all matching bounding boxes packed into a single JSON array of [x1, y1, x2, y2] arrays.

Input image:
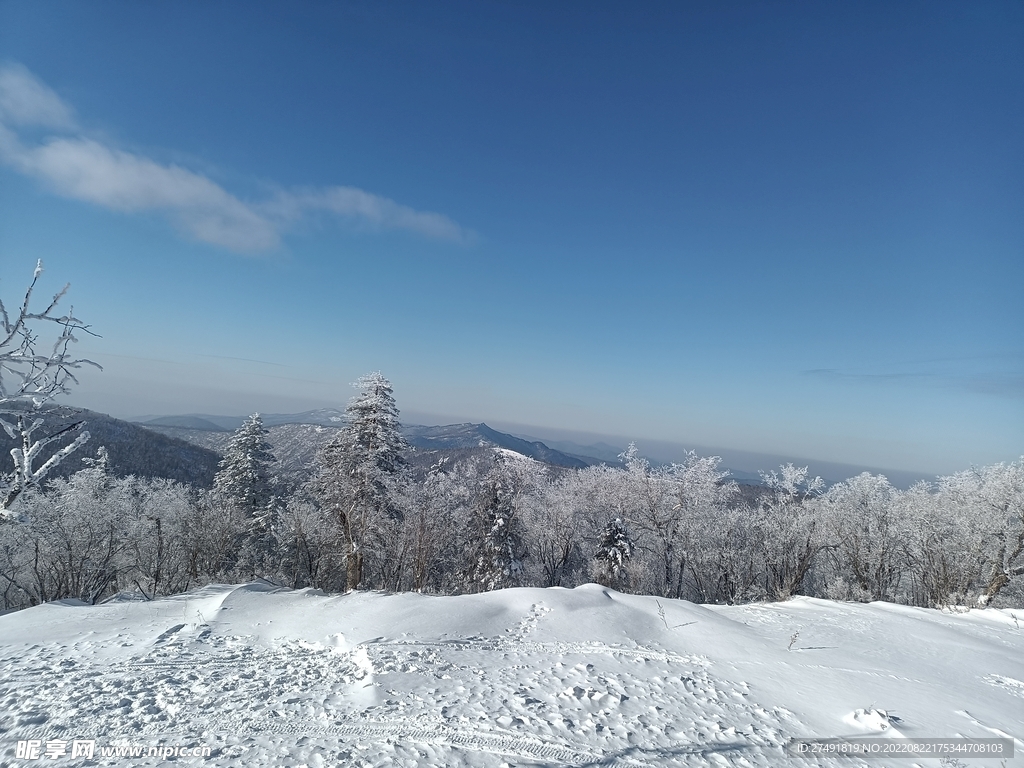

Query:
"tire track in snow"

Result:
[[364, 636, 707, 666], [12, 710, 609, 766]]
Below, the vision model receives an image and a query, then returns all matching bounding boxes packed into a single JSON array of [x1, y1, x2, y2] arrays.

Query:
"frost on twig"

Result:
[[0, 261, 100, 515], [0, 260, 100, 407]]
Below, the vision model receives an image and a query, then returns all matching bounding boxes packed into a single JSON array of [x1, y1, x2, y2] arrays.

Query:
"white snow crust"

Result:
[[1, 583, 1021, 766]]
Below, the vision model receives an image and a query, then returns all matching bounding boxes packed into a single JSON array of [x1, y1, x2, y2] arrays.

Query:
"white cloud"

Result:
[[268, 186, 470, 243], [4, 134, 280, 251], [0, 63, 77, 129], [0, 63, 471, 252]]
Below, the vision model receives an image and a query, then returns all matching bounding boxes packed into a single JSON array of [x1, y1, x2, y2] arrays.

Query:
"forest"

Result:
[[0, 265, 1021, 613], [1, 370, 1021, 613]]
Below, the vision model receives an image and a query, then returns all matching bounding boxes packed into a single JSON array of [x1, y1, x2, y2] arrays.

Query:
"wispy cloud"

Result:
[[265, 186, 470, 242], [0, 63, 471, 252], [0, 63, 76, 129], [803, 366, 1024, 400], [0, 130, 280, 251], [803, 369, 934, 382], [963, 374, 1024, 399]]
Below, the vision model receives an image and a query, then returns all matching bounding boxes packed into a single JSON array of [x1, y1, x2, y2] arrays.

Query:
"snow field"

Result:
[[0, 583, 1021, 767]]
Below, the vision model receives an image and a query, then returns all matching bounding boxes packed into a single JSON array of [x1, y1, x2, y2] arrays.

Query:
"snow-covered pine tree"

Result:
[[465, 453, 525, 593], [594, 517, 634, 588], [215, 413, 276, 515], [214, 413, 277, 577], [310, 372, 407, 591]]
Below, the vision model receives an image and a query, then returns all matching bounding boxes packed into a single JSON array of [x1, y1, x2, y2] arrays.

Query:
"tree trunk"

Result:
[[346, 545, 363, 592], [979, 531, 1024, 606], [341, 501, 362, 591]]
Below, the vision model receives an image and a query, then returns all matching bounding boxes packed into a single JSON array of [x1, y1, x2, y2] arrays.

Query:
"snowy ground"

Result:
[[1, 583, 1021, 767]]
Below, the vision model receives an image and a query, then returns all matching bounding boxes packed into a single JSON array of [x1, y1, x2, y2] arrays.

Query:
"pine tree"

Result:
[[214, 413, 277, 576], [595, 517, 634, 588], [310, 372, 407, 591], [465, 453, 525, 592], [215, 413, 276, 516]]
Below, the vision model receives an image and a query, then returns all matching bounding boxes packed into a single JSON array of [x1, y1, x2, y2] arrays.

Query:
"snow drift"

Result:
[[1, 583, 1021, 766]]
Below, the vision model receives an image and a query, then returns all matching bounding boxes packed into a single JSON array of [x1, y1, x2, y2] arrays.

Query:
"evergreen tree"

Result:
[[595, 517, 634, 588], [465, 453, 525, 592], [214, 413, 277, 576], [214, 413, 276, 517], [310, 372, 407, 591]]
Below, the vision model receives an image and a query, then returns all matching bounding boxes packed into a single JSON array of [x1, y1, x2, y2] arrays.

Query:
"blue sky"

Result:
[[0, 1, 1021, 475]]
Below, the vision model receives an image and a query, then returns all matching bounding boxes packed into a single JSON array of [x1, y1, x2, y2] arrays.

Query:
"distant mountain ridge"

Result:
[[134, 412, 786, 481], [518, 436, 628, 466], [137, 409, 348, 432], [4, 408, 925, 495], [141, 415, 231, 432], [402, 423, 601, 468], [138, 416, 602, 472], [0, 406, 221, 487], [138, 422, 335, 476], [114, 407, 939, 488], [137, 413, 621, 470]]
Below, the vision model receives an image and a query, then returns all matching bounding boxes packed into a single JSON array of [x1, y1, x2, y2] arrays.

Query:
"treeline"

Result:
[[1, 374, 1021, 612]]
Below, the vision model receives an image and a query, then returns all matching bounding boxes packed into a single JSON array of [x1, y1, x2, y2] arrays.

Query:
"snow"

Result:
[[1, 584, 1021, 766]]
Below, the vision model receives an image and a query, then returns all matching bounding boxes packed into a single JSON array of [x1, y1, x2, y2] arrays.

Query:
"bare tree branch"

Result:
[[0, 262, 100, 515]]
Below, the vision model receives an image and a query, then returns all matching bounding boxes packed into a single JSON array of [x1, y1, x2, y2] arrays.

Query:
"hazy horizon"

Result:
[[93, 402, 940, 487]]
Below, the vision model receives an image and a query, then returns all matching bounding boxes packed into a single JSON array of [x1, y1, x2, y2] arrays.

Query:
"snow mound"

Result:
[[1, 585, 1021, 766]]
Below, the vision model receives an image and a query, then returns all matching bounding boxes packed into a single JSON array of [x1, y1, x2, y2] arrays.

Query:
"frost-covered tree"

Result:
[[15, 447, 125, 604], [522, 465, 597, 588], [663, 452, 738, 601], [756, 463, 826, 599], [123, 476, 199, 598], [309, 372, 407, 591], [213, 413, 278, 577], [465, 453, 527, 592], [820, 473, 910, 602], [2, 410, 90, 513], [937, 459, 1024, 606], [594, 517, 634, 588], [214, 413, 276, 517], [614, 444, 738, 599], [900, 480, 982, 607], [277, 495, 347, 591], [396, 456, 475, 593], [0, 261, 100, 513], [1, 448, 129, 605], [0, 453, 222, 608], [615, 443, 678, 595]]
